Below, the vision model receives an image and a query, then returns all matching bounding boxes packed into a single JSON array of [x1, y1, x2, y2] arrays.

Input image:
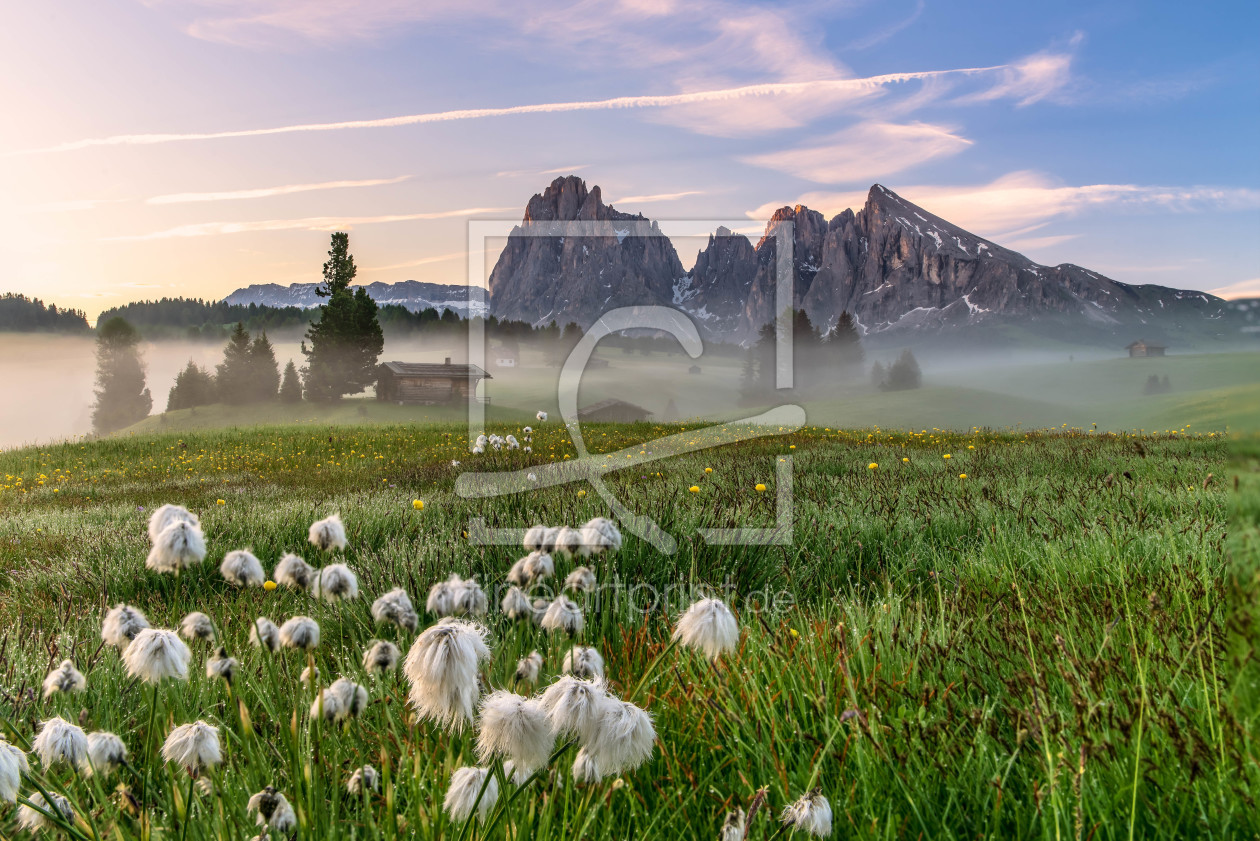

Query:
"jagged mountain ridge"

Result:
[[488, 176, 1240, 347], [223, 280, 488, 319]]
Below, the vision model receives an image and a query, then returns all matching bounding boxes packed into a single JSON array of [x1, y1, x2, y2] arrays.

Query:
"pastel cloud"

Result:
[[109, 206, 515, 241], [146, 176, 410, 204]]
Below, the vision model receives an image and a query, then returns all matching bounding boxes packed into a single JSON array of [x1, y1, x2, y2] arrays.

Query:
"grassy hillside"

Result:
[[0, 422, 1249, 839]]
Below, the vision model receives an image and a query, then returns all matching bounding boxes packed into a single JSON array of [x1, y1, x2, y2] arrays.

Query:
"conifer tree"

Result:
[[279, 361, 303, 403], [301, 232, 384, 401], [92, 318, 152, 433]]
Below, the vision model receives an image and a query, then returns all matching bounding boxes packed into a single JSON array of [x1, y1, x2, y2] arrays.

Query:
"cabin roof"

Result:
[[578, 398, 652, 417], [382, 361, 491, 379], [1125, 340, 1167, 349]]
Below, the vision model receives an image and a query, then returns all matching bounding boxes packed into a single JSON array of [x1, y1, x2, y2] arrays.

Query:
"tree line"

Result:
[[0, 293, 90, 333]]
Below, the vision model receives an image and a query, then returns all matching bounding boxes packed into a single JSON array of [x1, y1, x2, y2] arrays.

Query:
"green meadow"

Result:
[[0, 417, 1253, 838]]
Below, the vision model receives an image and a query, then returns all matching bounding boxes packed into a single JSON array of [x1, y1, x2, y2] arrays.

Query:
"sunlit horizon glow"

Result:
[[1, 0, 1256, 319]]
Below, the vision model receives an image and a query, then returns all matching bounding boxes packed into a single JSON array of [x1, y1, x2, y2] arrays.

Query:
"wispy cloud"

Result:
[[495, 165, 588, 178], [146, 176, 410, 204], [16, 65, 1004, 155], [742, 121, 972, 185], [842, 0, 926, 51], [359, 251, 469, 273], [747, 171, 1260, 239], [108, 207, 514, 241], [611, 190, 704, 205], [1207, 277, 1260, 300]]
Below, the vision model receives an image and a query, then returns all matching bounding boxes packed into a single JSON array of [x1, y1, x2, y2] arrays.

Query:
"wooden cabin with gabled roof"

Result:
[[1126, 340, 1167, 358], [377, 359, 491, 404]]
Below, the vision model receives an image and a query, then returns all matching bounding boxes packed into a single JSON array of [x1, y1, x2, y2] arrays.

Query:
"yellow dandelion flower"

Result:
[[902, 457, 910, 463], [943, 454, 952, 459], [704, 467, 713, 474], [263, 580, 277, 591], [755, 483, 767, 492], [577, 489, 586, 498], [688, 485, 700, 493], [412, 499, 424, 510], [868, 463, 878, 470], [959, 473, 968, 479], [216, 499, 226, 505]]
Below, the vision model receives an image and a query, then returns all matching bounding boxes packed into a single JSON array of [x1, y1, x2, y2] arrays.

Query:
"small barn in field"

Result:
[[1126, 340, 1167, 358], [577, 398, 653, 423], [377, 359, 491, 404]]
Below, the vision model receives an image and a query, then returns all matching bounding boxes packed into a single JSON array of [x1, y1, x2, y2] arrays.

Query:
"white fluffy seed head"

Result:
[[371, 588, 418, 631], [475, 691, 555, 777], [553, 527, 584, 558], [540, 596, 584, 636], [454, 577, 488, 617], [514, 650, 543, 686], [363, 640, 401, 675], [17, 792, 73, 831], [310, 564, 358, 602], [279, 616, 321, 651], [206, 647, 237, 683], [146, 519, 207, 573], [402, 619, 491, 732], [300, 665, 319, 687], [579, 517, 622, 555], [722, 807, 747, 841], [248, 787, 297, 833], [311, 677, 369, 722], [571, 747, 603, 784], [250, 617, 280, 652], [426, 575, 460, 617], [536, 411, 547, 421], [781, 789, 833, 837], [501, 586, 533, 621], [42, 660, 86, 699], [444, 766, 498, 824], [123, 628, 191, 684], [82, 731, 128, 777], [561, 646, 604, 680], [538, 675, 611, 743], [161, 720, 222, 777], [507, 551, 554, 587], [564, 566, 597, 593], [0, 740, 28, 803], [309, 513, 348, 552], [274, 553, 314, 590], [179, 611, 216, 643], [32, 716, 88, 768], [673, 598, 740, 661], [220, 549, 265, 587], [523, 524, 546, 552], [147, 504, 199, 544], [102, 604, 150, 651], [348, 764, 379, 795], [585, 697, 655, 776]]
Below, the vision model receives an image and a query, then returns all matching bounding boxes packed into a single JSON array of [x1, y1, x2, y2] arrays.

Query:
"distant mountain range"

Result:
[[223, 280, 488, 320], [220, 176, 1254, 350]]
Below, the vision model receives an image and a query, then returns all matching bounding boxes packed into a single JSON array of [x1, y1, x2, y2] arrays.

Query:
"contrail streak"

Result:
[[16, 66, 1003, 155]]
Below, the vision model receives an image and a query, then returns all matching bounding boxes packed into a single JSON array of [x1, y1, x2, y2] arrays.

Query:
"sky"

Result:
[[1, 0, 1257, 321]]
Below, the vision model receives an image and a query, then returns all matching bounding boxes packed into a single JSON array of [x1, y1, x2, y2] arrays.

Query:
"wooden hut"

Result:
[[377, 359, 491, 404], [1125, 340, 1167, 358], [577, 399, 653, 423]]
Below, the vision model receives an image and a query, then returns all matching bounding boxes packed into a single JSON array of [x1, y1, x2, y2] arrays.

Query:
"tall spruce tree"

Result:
[[279, 360, 303, 403], [828, 311, 865, 368], [91, 318, 152, 433], [167, 361, 217, 411], [216, 322, 255, 405], [301, 232, 384, 401], [885, 348, 922, 391], [249, 332, 281, 401]]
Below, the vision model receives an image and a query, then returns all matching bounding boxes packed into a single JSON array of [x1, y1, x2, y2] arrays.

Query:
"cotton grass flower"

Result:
[[347, 765, 379, 796], [586, 697, 655, 776], [363, 640, 401, 675], [553, 526, 584, 558], [277, 616, 320, 651], [444, 766, 498, 824], [402, 619, 490, 732], [32, 716, 88, 768], [562, 646, 604, 680], [309, 513, 348, 552], [673, 598, 739, 661], [179, 612, 216, 643], [579, 517, 622, 555], [248, 786, 297, 834], [540, 596, 584, 636], [220, 549, 265, 587], [146, 519, 207, 573], [311, 677, 369, 722], [147, 503, 199, 543], [206, 647, 237, 684], [722, 807, 747, 841], [250, 617, 280, 652], [123, 628, 191, 684], [41, 660, 86, 699], [781, 789, 833, 837], [536, 411, 548, 421], [0, 740, 28, 803], [564, 566, 596, 593], [17, 792, 73, 832], [500, 586, 534, 621], [82, 731, 128, 777], [538, 675, 611, 743], [514, 650, 543, 686], [507, 551, 554, 587], [523, 524, 547, 552], [102, 604, 149, 651], [162, 721, 221, 777], [454, 577, 488, 616], [274, 553, 314, 590], [475, 691, 555, 777], [571, 747, 602, 784], [371, 587, 419, 632], [300, 665, 319, 687], [310, 563, 358, 602], [426, 575, 461, 617]]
